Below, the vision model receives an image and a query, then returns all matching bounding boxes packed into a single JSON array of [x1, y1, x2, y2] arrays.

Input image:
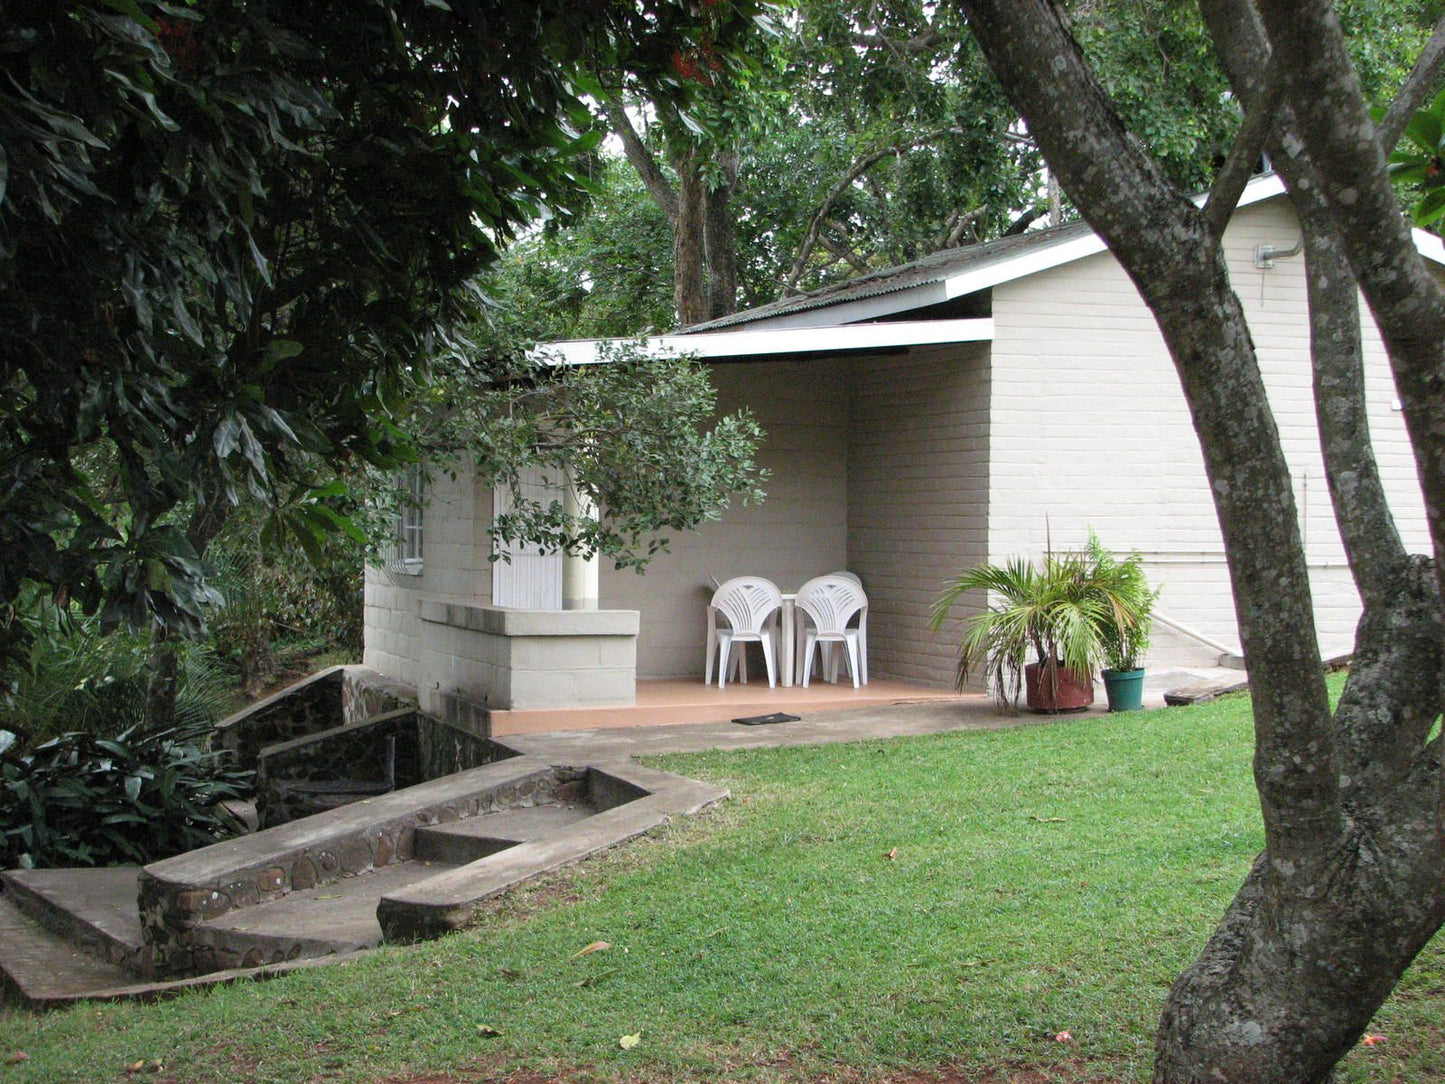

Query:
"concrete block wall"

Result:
[[416, 601, 638, 712], [846, 343, 992, 688], [987, 196, 1429, 667], [363, 461, 494, 688], [600, 358, 849, 679]]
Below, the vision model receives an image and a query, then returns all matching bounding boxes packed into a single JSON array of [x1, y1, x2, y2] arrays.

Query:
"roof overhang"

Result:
[[538, 318, 994, 367]]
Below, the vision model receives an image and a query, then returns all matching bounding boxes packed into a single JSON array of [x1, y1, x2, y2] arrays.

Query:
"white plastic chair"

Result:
[[794, 575, 869, 688], [705, 577, 783, 688]]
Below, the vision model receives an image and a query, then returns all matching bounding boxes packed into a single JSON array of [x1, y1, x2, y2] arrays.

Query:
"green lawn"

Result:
[[3, 685, 1441, 1083]]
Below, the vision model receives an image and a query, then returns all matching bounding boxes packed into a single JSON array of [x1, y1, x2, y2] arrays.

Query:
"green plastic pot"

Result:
[[1102, 667, 1146, 712]]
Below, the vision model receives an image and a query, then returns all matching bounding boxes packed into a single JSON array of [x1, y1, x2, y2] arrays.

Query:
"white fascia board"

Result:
[[942, 232, 1108, 301], [942, 174, 1293, 302], [1412, 226, 1445, 265], [537, 318, 994, 367], [720, 279, 951, 331]]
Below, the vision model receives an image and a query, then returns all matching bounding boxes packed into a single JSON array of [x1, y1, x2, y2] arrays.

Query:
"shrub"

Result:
[[0, 721, 254, 870]]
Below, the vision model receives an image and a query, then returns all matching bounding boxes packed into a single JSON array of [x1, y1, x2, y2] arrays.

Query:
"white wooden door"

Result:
[[492, 468, 564, 609]]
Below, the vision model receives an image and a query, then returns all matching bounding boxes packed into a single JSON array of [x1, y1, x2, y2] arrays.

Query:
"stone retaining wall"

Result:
[[254, 710, 514, 827]]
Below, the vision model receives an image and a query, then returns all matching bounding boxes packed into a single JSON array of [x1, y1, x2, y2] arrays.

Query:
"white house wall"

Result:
[[846, 343, 992, 687], [598, 358, 849, 679], [363, 462, 495, 686], [988, 197, 1430, 667]]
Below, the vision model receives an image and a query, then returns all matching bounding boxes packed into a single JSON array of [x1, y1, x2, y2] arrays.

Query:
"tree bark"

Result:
[[672, 150, 708, 327], [702, 150, 740, 320], [956, 1, 1445, 1079]]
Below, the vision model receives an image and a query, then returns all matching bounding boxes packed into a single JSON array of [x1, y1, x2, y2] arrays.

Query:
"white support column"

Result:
[[562, 480, 599, 611]]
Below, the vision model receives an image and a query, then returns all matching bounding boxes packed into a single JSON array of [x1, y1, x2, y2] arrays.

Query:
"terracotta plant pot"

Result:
[[1024, 661, 1094, 713]]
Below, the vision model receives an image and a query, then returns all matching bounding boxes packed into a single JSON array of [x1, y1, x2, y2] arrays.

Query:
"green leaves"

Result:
[[1, 718, 253, 870], [1386, 87, 1445, 229]]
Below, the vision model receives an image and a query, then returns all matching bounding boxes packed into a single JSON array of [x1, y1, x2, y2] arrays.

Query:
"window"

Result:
[[397, 464, 424, 573]]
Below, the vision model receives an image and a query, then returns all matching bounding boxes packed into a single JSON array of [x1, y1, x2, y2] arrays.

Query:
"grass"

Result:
[[2, 681, 1441, 1083]]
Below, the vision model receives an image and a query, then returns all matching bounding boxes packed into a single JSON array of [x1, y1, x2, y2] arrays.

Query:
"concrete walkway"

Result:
[[504, 666, 1245, 763]]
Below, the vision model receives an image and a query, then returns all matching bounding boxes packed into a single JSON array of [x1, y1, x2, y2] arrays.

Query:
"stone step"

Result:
[[191, 859, 460, 971], [0, 867, 146, 972], [412, 803, 595, 864], [0, 895, 139, 1008]]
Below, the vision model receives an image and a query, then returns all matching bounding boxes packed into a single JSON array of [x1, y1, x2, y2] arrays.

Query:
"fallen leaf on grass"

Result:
[[385, 1006, 426, 1017], [1363, 1034, 1386, 1047], [1029, 816, 1067, 823], [883, 847, 898, 861], [476, 1025, 503, 1038], [572, 940, 611, 957], [499, 967, 526, 980], [124, 1059, 164, 1074], [619, 1033, 641, 1050], [3, 1052, 29, 1065], [1054, 1030, 1073, 1043]]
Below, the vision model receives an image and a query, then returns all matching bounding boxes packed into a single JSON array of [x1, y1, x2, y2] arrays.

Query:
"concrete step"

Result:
[[0, 895, 139, 1008], [413, 803, 595, 865], [0, 867, 146, 971], [192, 859, 460, 970]]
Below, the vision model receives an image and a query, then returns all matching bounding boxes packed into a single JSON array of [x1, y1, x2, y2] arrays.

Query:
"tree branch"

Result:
[[960, 0, 1337, 870], [1377, 14, 1445, 151], [601, 96, 679, 224], [1202, 60, 1282, 240], [1199, 0, 1409, 605], [1256, 1, 1445, 589], [782, 127, 965, 296]]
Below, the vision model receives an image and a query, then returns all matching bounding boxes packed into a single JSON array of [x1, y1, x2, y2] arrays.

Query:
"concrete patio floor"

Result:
[[487, 676, 968, 736], [502, 666, 1244, 762]]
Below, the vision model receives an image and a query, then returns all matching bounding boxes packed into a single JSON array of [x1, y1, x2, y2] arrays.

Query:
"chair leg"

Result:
[[801, 633, 817, 688], [705, 628, 716, 686], [717, 639, 731, 689], [760, 633, 777, 688], [845, 635, 860, 689]]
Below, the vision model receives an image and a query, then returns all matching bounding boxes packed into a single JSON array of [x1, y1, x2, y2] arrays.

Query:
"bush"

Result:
[[0, 721, 254, 870]]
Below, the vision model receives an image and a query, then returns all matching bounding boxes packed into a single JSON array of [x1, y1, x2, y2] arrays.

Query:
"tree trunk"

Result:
[[955, 1, 1445, 1079], [702, 151, 740, 320], [144, 493, 231, 732], [673, 150, 708, 327]]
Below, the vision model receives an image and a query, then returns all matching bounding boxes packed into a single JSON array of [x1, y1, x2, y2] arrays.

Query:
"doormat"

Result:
[[732, 712, 801, 726]]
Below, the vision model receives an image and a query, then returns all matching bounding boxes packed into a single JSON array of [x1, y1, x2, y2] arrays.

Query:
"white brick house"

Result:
[[364, 174, 1440, 716]]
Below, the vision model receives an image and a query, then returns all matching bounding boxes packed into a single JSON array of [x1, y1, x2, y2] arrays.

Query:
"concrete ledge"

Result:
[[139, 756, 560, 977], [376, 762, 727, 940], [419, 599, 639, 637]]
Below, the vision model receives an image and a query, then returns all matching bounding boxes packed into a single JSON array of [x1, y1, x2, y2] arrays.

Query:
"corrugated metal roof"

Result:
[[682, 218, 1097, 333]]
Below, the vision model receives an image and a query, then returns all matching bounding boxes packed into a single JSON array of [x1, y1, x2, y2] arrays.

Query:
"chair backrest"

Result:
[[710, 576, 783, 635], [830, 570, 863, 588], [795, 575, 867, 635]]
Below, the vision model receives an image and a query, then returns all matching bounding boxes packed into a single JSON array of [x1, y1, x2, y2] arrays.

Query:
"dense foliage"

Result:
[[0, 720, 253, 869], [0, 0, 768, 668]]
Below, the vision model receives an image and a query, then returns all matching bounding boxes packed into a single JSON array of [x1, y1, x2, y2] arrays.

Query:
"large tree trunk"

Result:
[[143, 493, 230, 732], [672, 150, 709, 327], [954, 1, 1445, 1079], [702, 150, 740, 321]]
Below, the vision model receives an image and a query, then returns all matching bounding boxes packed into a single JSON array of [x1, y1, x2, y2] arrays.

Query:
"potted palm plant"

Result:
[[930, 533, 1157, 715], [929, 545, 1104, 713], [1087, 536, 1159, 712]]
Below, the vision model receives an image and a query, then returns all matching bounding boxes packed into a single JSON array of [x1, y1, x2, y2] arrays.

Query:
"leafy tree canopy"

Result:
[[0, 0, 768, 665]]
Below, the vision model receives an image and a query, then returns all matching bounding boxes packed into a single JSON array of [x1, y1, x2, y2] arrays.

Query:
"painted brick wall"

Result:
[[988, 197, 1429, 667], [845, 343, 992, 687], [599, 358, 849, 679], [363, 461, 494, 687]]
